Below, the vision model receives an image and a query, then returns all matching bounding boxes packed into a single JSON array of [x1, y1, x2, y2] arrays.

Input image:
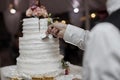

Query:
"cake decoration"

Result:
[[61, 59, 70, 75], [25, 0, 52, 33], [26, 0, 48, 18]]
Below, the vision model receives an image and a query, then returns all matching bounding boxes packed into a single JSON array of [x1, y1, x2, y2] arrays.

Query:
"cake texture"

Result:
[[17, 18, 62, 76]]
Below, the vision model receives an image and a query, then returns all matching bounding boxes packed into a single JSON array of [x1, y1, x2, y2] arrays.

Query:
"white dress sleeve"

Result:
[[63, 24, 89, 50]]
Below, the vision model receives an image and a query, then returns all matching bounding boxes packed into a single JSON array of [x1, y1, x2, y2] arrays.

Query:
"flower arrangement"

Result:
[[26, 0, 48, 18], [61, 58, 70, 75]]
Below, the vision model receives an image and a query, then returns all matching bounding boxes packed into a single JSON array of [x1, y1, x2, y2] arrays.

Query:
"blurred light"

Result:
[[54, 20, 59, 23], [91, 13, 96, 18], [72, 0, 80, 8], [61, 20, 66, 24], [14, 0, 19, 6], [10, 8, 16, 14], [9, 3, 16, 14], [80, 16, 86, 21], [73, 8, 79, 13]]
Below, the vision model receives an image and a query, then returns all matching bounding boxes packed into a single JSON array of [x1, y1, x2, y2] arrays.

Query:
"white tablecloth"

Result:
[[1, 64, 82, 80]]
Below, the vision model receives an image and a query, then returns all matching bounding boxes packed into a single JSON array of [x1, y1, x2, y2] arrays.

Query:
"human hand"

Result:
[[47, 22, 67, 38]]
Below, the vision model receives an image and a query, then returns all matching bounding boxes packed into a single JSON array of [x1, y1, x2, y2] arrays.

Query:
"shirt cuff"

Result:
[[63, 24, 80, 46], [63, 24, 89, 50]]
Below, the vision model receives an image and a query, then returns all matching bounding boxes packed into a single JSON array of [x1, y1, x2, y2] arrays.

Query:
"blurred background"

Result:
[[0, 0, 108, 67]]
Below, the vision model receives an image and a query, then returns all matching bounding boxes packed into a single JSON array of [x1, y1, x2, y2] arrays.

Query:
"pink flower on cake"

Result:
[[26, 5, 48, 18], [26, 8, 33, 17], [32, 6, 40, 16], [39, 7, 48, 17], [40, 6, 48, 17]]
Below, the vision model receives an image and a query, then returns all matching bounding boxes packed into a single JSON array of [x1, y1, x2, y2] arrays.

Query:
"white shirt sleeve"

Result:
[[83, 22, 120, 80], [63, 24, 89, 50]]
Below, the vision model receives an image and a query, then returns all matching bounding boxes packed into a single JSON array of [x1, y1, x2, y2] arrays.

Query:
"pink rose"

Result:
[[26, 5, 48, 17], [32, 6, 48, 17], [40, 8, 48, 17], [32, 7, 41, 16], [26, 8, 33, 17], [43, 10, 48, 17]]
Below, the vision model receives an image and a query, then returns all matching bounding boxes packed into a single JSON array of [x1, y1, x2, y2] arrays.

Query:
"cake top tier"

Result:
[[26, 0, 48, 18]]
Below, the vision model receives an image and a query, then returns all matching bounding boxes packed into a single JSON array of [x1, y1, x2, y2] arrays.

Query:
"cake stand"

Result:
[[1, 64, 82, 80]]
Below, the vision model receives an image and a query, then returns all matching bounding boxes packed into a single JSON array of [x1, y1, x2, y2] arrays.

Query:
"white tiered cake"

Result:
[[17, 18, 63, 76], [0, 0, 82, 79]]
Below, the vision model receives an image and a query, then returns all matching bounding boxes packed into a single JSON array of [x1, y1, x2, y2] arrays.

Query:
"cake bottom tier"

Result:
[[17, 57, 62, 76]]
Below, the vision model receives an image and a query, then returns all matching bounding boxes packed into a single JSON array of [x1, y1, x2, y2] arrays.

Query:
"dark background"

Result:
[[0, 0, 107, 67]]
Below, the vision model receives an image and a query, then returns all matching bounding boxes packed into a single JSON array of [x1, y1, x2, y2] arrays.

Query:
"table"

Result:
[[1, 64, 82, 80]]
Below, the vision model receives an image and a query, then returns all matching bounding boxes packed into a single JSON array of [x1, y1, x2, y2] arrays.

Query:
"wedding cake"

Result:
[[16, 0, 63, 77]]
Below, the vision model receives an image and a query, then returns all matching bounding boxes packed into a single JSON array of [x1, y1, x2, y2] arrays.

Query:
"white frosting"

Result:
[[17, 18, 63, 76]]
